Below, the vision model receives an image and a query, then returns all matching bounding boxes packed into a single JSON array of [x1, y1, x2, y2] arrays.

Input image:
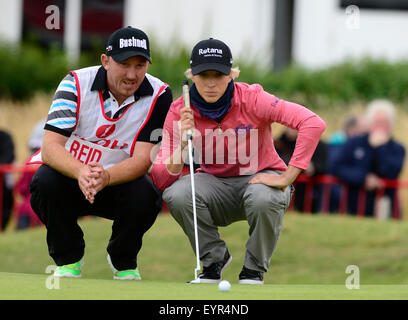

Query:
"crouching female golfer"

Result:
[[150, 38, 326, 284]]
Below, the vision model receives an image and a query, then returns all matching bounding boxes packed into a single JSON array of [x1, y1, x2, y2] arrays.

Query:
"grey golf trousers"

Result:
[[163, 170, 293, 273]]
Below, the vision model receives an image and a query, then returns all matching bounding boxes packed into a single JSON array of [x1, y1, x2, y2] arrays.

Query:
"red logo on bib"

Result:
[[96, 124, 116, 138]]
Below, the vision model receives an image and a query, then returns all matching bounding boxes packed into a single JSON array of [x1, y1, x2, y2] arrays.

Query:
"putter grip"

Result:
[[182, 81, 193, 138]]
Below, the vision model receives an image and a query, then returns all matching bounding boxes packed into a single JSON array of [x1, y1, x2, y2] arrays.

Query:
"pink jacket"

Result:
[[150, 82, 326, 191]]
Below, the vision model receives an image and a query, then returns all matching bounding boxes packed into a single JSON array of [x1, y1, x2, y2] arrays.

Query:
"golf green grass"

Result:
[[1, 212, 408, 300], [1, 272, 407, 300]]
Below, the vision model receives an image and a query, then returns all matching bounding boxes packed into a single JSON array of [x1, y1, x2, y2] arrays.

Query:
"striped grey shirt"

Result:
[[45, 68, 173, 142], [46, 73, 78, 135]]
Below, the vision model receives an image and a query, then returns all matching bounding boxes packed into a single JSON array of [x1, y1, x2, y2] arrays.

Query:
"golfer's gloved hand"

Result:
[[180, 106, 195, 148]]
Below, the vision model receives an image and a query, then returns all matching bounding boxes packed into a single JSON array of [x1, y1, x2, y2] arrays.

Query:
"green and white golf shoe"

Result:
[[54, 259, 84, 278], [107, 255, 141, 280]]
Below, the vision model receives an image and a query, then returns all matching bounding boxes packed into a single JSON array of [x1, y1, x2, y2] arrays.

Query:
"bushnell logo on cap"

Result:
[[190, 38, 233, 75], [106, 26, 152, 63]]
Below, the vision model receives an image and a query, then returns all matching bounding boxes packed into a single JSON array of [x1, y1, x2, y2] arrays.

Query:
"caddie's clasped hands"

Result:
[[78, 162, 110, 204]]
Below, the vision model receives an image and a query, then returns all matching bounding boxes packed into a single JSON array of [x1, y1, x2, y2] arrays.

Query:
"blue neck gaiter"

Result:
[[189, 80, 234, 123]]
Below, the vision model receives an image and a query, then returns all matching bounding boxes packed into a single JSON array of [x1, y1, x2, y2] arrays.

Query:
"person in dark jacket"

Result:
[[327, 114, 367, 212], [16, 120, 45, 230], [332, 100, 405, 218], [275, 127, 328, 213], [0, 129, 15, 231]]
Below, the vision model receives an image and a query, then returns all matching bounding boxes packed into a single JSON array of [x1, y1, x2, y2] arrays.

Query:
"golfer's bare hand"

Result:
[[248, 166, 302, 192], [180, 107, 195, 148], [248, 173, 289, 192]]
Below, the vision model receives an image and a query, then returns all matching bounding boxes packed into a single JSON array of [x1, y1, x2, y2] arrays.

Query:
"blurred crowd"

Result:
[[0, 99, 406, 232], [275, 99, 406, 219], [0, 119, 44, 231]]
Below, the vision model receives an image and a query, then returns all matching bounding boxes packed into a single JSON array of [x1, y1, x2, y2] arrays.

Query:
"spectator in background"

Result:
[[0, 127, 15, 231], [328, 113, 367, 147], [15, 120, 45, 230], [332, 99, 405, 218], [327, 113, 367, 212], [275, 127, 328, 213]]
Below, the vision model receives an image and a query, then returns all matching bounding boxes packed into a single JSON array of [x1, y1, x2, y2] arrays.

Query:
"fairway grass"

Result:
[[1, 272, 407, 300], [1, 213, 408, 301]]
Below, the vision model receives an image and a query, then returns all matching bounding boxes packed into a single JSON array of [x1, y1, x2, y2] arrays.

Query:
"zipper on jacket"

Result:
[[218, 122, 222, 134]]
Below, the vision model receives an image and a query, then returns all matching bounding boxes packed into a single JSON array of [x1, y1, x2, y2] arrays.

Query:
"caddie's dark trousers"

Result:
[[29, 165, 162, 270]]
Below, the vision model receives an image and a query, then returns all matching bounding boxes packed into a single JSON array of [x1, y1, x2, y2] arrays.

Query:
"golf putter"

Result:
[[182, 80, 201, 284]]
